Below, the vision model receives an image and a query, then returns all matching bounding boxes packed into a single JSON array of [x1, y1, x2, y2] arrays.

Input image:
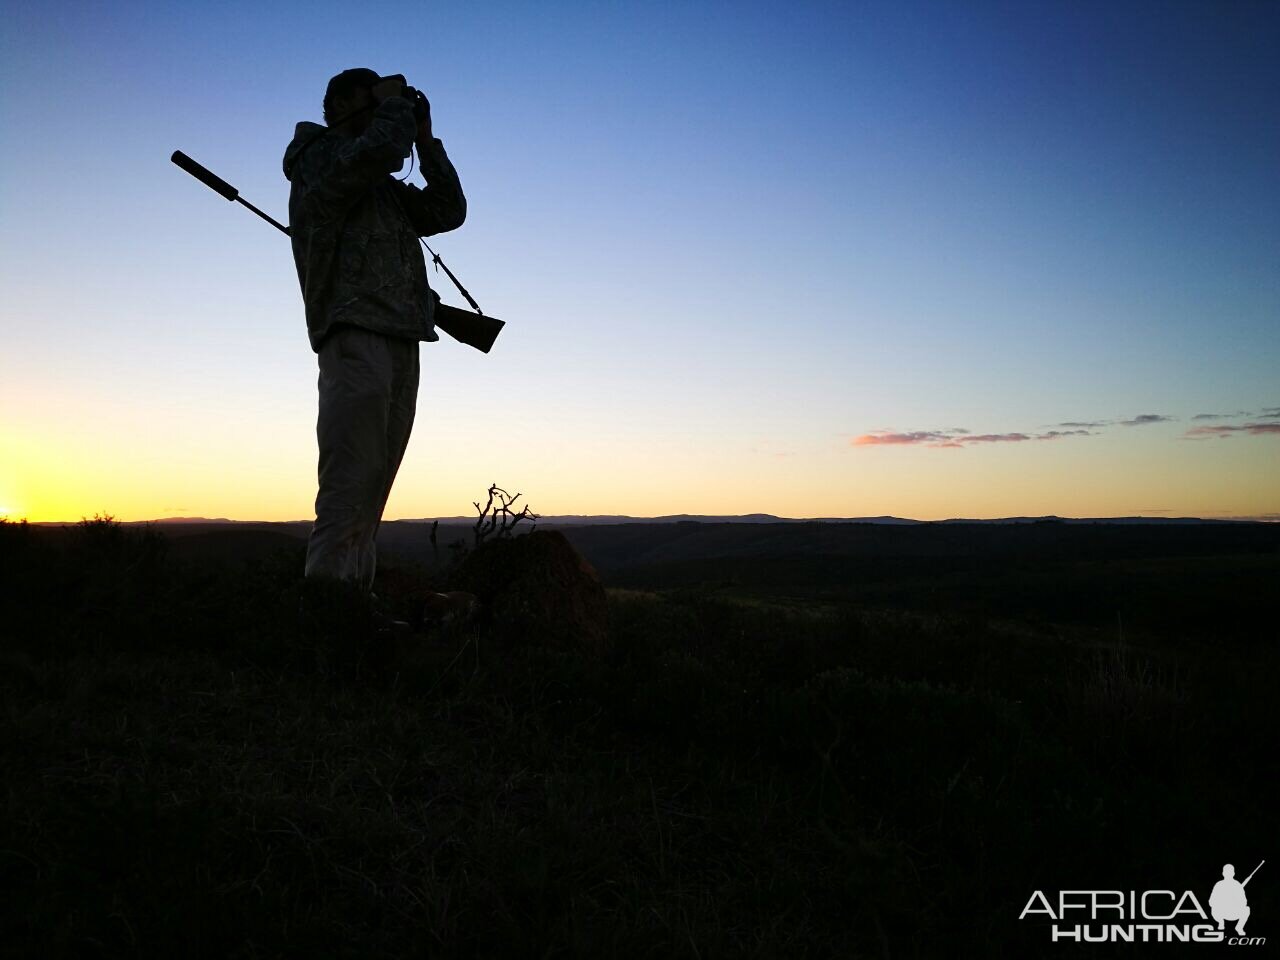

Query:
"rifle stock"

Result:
[[433, 300, 505, 354]]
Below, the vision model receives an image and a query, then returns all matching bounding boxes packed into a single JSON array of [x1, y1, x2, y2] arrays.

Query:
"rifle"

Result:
[[170, 149, 504, 353], [1242, 860, 1264, 887]]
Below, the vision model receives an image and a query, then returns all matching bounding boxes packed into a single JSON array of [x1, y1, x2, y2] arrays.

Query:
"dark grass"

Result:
[[1, 516, 1271, 957]]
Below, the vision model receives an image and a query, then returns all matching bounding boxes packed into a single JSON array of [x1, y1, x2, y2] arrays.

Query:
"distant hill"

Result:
[[29, 513, 1265, 529], [164, 529, 307, 568], [34, 517, 1266, 579], [370, 513, 1265, 526], [18, 518, 1279, 636], [24, 514, 1272, 578]]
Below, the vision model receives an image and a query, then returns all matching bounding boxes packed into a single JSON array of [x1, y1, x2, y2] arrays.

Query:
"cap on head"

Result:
[[324, 68, 381, 124]]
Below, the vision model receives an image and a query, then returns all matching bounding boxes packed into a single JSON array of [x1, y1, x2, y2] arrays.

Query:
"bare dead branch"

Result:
[[468, 482, 540, 547]]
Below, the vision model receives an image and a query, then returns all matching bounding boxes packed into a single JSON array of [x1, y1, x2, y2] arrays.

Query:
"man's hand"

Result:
[[409, 88, 433, 141]]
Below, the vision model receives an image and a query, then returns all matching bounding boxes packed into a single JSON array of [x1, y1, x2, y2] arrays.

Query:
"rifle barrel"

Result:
[[236, 196, 290, 236]]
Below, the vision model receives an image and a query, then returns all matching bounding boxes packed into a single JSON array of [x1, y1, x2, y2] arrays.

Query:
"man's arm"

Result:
[[324, 97, 417, 203], [389, 130, 467, 236]]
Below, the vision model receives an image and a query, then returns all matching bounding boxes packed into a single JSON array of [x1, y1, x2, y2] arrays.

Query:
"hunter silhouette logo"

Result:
[[1210, 861, 1262, 937], [1019, 859, 1265, 945]]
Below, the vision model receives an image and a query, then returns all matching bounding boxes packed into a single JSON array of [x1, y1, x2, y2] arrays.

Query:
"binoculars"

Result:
[[370, 74, 430, 126]]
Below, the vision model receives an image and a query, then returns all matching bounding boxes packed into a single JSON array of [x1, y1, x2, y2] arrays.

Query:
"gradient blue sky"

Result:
[[2, 0, 1277, 521]]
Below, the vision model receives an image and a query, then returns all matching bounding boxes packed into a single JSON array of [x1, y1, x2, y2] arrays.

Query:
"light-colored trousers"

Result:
[[304, 324, 419, 592]]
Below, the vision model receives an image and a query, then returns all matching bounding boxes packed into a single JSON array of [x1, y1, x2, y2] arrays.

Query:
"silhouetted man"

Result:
[[1209, 863, 1250, 936], [283, 68, 465, 601]]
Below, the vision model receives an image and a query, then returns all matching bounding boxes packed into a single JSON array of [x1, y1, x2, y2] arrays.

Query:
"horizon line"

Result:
[[11, 512, 1279, 525]]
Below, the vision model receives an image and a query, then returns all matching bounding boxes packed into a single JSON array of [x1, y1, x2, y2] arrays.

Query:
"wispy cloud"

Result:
[[959, 433, 1031, 444], [1184, 423, 1280, 439], [857, 407, 1269, 450], [852, 431, 954, 446], [1191, 409, 1280, 421], [853, 428, 1093, 448], [1119, 414, 1174, 426], [1038, 429, 1092, 439]]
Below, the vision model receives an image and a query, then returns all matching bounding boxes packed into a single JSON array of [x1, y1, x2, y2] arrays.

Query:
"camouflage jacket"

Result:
[[282, 95, 466, 353]]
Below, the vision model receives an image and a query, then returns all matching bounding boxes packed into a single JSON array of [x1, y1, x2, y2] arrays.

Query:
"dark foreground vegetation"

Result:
[[2, 516, 1273, 957]]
